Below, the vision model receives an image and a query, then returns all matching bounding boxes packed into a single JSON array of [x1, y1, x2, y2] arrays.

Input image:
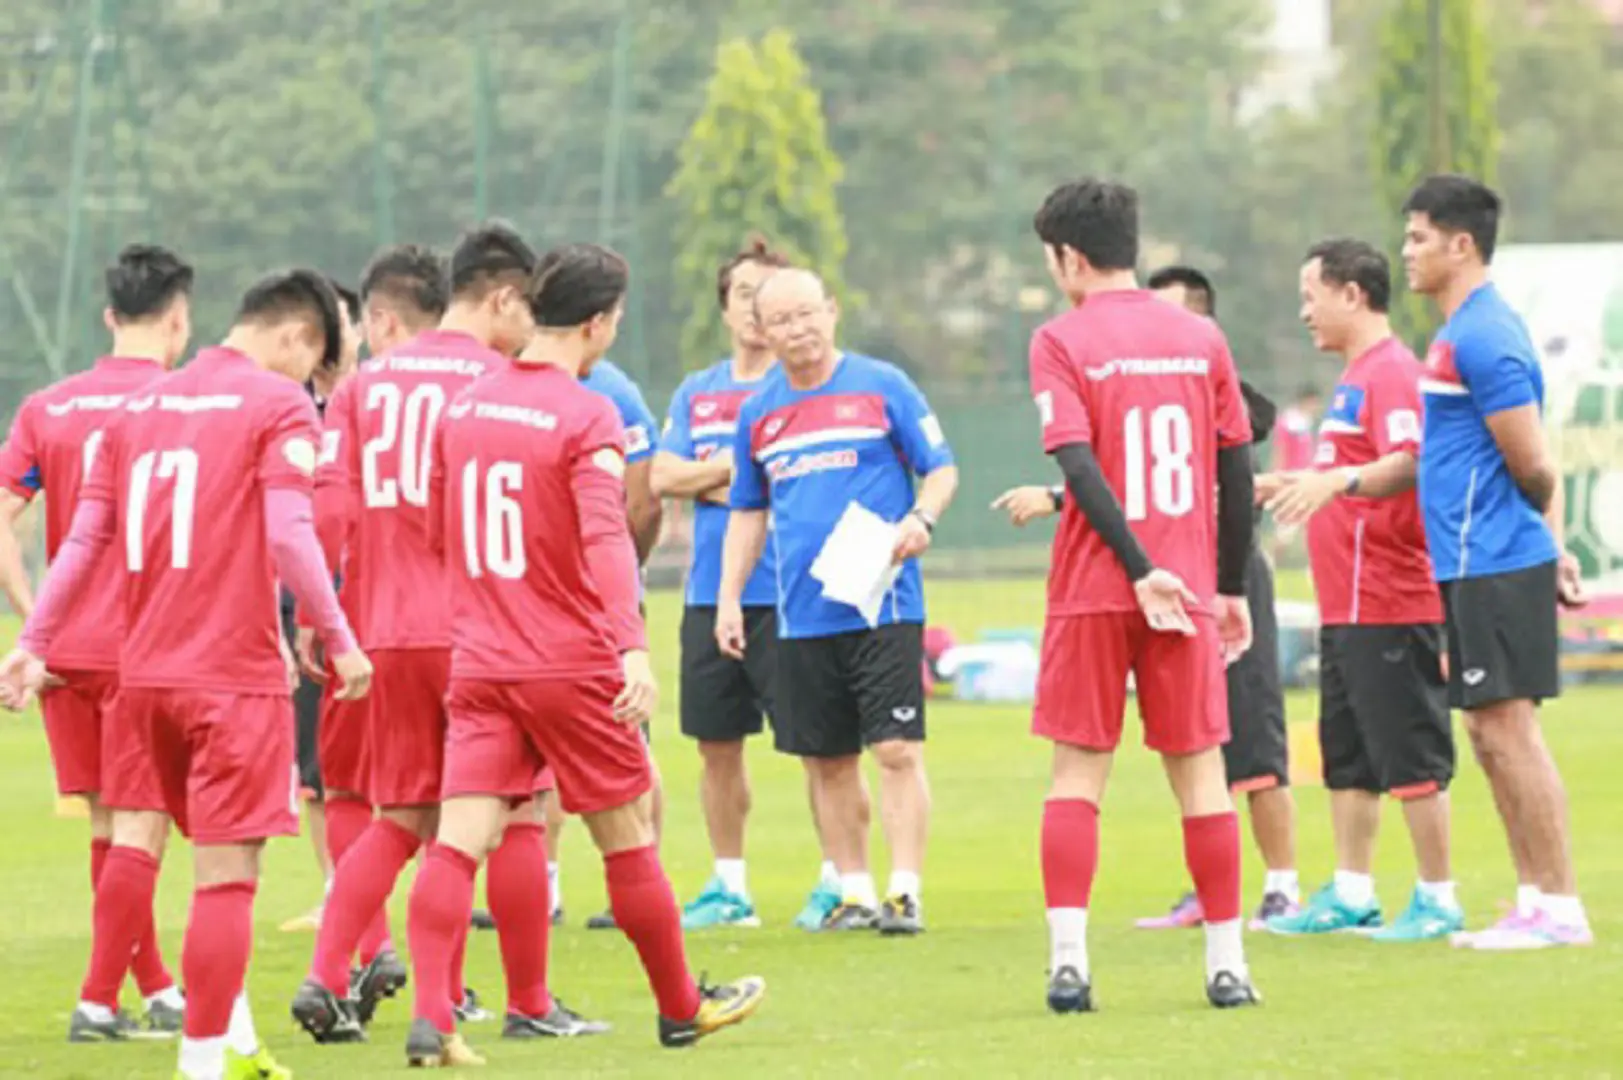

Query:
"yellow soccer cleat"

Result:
[[405, 1018, 486, 1068], [658, 975, 766, 1048], [226, 1045, 293, 1079]]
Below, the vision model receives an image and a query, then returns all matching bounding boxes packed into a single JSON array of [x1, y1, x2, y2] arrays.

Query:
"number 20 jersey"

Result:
[[318, 329, 504, 650], [1028, 291, 1251, 617]]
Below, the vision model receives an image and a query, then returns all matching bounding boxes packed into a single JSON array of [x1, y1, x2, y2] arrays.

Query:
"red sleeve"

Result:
[[258, 388, 322, 494], [1211, 335, 1253, 449], [0, 399, 40, 500], [313, 380, 357, 568], [1365, 361, 1423, 457], [1029, 325, 1092, 452], [572, 403, 645, 652], [267, 488, 356, 655], [17, 497, 114, 655]]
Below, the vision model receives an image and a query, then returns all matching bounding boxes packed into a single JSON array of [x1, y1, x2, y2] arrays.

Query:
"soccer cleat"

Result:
[[453, 987, 493, 1023], [225, 1045, 293, 1079], [657, 975, 766, 1048], [551, 906, 565, 927], [67, 1004, 131, 1043], [1136, 891, 1204, 930], [141, 997, 185, 1038], [586, 908, 618, 930], [1368, 887, 1465, 943], [1206, 970, 1261, 1009], [878, 894, 924, 936], [822, 901, 881, 931], [681, 877, 761, 930], [1265, 883, 1381, 935], [1450, 909, 1534, 949], [405, 1017, 486, 1068], [1458, 910, 1594, 951], [1248, 890, 1300, 931], [501, 1000, 611, 1039], [1046, 966, 1094, 1014], [469, 908, 496, 931], [793, 882, 841, 931], [290, 978, 367, 1044], [279, 904, 323, 933], [350, 948, 409, 1025]]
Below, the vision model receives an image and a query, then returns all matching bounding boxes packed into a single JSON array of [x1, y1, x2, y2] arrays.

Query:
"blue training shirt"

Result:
[[729, 353, 954, 639], [659, 358, 779, 608], [581, 359, 658, 464], [1417, 283, 1559, 581]]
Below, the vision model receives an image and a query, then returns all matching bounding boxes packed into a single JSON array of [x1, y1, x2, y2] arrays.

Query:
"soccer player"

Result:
[[1, 267, 370, 1080], [0, 244, 192, 1040], [1026, 179, 1259, 1013], [405, 242, 765, 1066], [1259, 238, 1460, 941], [291, 225, 579, 1041], [653, 238, 846, 930], [1401, 175, 1591, 948], [718, 266, 959, 935]]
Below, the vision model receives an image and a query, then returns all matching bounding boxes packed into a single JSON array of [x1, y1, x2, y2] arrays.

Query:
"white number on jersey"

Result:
[[361, 382, 448, 508], [125, 448, 200, 571], [81, 430, 105, 482], [1122, 404, 1194, 520], [459, 459, 526, 579]]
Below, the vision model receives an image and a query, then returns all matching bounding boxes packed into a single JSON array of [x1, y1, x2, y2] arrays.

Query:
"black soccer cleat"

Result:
[[657, 975, 766, 1048], [501, 999, 611, 1039], [66, 1005, 132, 1043], [141, 997, 185, 1038], [1206, 970, 1262, 1009], [878, 894, 925, 936], [586, 908, 618, 930], [290, 978, 367, 1043], [551, 906, 566, 927], [349, 948, 408, 1026], [822, 902, 880, 931], [453, 986, 492, 1024], [470, 908, 496, 931], [1046, 965, 1095, 1014]]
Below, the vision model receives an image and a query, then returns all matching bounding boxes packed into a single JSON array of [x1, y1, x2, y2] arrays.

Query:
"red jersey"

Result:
[[85, 347, 322, 692], [317, 329, 504, 649], [1305, 338, 1442, 625], [434, 362, 641, 682], [1275, 405, 1317, 471], [0, 357, 168, 670], [1029, 291, 1252, 616]]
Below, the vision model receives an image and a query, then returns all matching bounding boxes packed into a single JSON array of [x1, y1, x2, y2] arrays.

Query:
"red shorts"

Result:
[[106, 687, 299, 843], [1033, 612, 1229, 755], [318, 686, 370, 799], [367, 649, 451, 809], [443, 675, 650, 815], [40, 669, 119, 796]]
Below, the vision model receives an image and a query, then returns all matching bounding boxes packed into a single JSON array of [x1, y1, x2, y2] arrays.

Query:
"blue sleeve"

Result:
[[728, 398, 769, 510], [612, 375, 659, 464], [883, 367, 955, 475], [658, 378, 696, 460], [1456, 327, 1539, 416]]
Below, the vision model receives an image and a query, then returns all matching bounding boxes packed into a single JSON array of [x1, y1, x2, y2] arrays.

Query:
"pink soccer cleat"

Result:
[[1454, 909, 1594, 951], [1136, 892, 1204, 929]]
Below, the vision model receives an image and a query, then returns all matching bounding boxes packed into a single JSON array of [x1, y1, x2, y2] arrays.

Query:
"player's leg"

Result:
[[280, 623, 331, 934], [319, 684, 396, 970], [794, 755, 851, 929]]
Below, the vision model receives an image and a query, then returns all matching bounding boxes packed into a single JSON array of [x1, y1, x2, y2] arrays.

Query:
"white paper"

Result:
[[810, 501, 903, 628]]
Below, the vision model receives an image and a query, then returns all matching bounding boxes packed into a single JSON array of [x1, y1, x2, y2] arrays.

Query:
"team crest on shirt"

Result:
[[764, 417, 786, 438], [835, 403, 858, 421], [695, 401, 717, 418], [1420, 342, 1466, 396], [282, 437, 318, 476], [625, 425, 651, 455]]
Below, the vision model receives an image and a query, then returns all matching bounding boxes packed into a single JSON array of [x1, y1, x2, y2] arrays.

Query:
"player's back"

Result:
[[439, 362, 624, 681], [101, 347, 321, 692], [325, 329, 504, 648]]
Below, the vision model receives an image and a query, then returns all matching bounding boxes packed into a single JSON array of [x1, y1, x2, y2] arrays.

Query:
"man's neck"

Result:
[[1339, 318, 1394, 365], [106, 333, 168, 366], [784, 350, 838, 391], [1436, 266, 1490, 321], [1081, 270, 1140, 301], [436, 306, 491, 348], [730, 345, 775, 380], [515, 347, 586, 378]]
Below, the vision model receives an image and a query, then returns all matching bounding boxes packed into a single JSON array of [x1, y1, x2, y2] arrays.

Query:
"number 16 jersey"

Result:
[[1028, 291, 1251, 617]]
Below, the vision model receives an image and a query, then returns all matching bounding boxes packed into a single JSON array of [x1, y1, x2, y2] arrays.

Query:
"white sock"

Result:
[[225, 992, 258, 1057], [887, 870, 921, 902], [715, 858, 748, 898], [147, 985, 186, 1011], [841, 871, 878, 909], [1539, 893, 1588, 927], [1516, 884, 1542, 918], [1417, 880, 1458, 910], [1047, 907, 1089, 980], [178, 1035, 228, 1080], [76, 1000, 116, 1023], [1332, 870, 1375, 909], [820, 861, 840, 889], [1264, 869, 1300, 902], [1204, 917, 1248, 981], [548, 862, 561, 915]]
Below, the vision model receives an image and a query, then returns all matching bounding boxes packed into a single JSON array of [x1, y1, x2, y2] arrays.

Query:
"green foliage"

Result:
[[666, 29, 849, 369]]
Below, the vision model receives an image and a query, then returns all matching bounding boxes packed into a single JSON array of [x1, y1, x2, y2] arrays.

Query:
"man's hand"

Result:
[[1133, 568, 1199, 636], [991, 486, 1058, 527], [715, 599, 747, 660], [614, 649, 658, 726], [294, 626, 325, 684], [1214, 594, 1253, 665], [328, 648, 374, 701], [893, 513, 933, 562], [1253, 471, 1295, 506], [1558, 550, 1588, 609], [0, 647, 50, 711], [1267, 468, 1347, 526]]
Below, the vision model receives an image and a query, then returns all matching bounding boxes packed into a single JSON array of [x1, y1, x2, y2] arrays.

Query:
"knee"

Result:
[[869, 740, 923, 775], [698, 740, 747, 777], [111, 810, 170, 857]]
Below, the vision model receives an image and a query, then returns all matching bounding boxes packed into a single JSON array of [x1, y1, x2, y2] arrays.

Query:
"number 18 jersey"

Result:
[[319, 329, 504, 650], [1029, 291, 1251, 617]]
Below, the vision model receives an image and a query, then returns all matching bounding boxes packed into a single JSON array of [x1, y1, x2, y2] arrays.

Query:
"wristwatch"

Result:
[[1048, 485, 1065, 512], [1341, 467, 1362, 495], [909, 507, 937, 533]]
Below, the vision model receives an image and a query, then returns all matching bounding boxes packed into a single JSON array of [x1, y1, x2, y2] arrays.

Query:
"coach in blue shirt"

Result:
[[718, 266, 958, 936], [1402, 174, 1590, 948]]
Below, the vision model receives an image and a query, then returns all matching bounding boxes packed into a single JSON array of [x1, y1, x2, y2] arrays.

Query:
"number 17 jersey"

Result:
[[318, 329, 504, 650], [1028, 291, 1251, 616]]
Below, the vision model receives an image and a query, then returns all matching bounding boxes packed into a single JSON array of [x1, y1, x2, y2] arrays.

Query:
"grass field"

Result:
[[1, 575, 1621, 1078]]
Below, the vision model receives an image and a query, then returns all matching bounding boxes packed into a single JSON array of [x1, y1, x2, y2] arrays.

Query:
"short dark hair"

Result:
[[328, 278, 359, 322], [448, 221, 539, 297], [105, 244, 193, 321], [1032, 179, 1139, 272], [1146, 265, 1217, 315], [1305, 238, 1391, 313], [235, 269, 343, 372], [1402, 174, 1502, 264], [527, 243, 629, 327], [716, 235, 792, 309], [360, 244, 449, 319]]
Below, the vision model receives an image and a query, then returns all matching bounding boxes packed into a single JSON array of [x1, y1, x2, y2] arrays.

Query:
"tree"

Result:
[[666, 29, 849, 368], [1373, 0, 1498, 349]]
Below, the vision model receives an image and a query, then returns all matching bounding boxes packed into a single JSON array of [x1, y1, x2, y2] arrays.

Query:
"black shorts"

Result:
[[1439, 561, 1561, 710], [776, 623, 924, 758], [679, 605, 777, 742], [281, 604, 324, 801], [1319, 623, 1454, 794], [1223, 546, 1288, 790]]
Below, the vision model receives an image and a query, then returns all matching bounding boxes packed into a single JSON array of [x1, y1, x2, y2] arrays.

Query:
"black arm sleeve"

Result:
[[1053, 443, 1154, 583], [1216, 443, 1255, 596]]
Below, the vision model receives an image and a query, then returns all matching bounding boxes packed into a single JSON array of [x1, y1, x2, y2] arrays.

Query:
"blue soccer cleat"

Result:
[[1369, 887, 1464, 943], [681, 877, 761, 930], [1266, 883, 1382, 935], [793, 881, 842, 931]]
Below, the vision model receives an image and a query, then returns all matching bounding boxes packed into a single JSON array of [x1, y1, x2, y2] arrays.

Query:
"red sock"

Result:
[[325, 796, 372, 867], [310, 819, 421, 993], [1041, 799, 1100, 909], [604, 845, 700, 1022], [1182, 811, 1242, 923], [407, 844, 476, 1034], [80, 846, 160, 1009], [181, 881, 257, 1038], [90, 837, 110, 886], [449, 896, 469, 1006], [487, 823, 553, 1018]]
